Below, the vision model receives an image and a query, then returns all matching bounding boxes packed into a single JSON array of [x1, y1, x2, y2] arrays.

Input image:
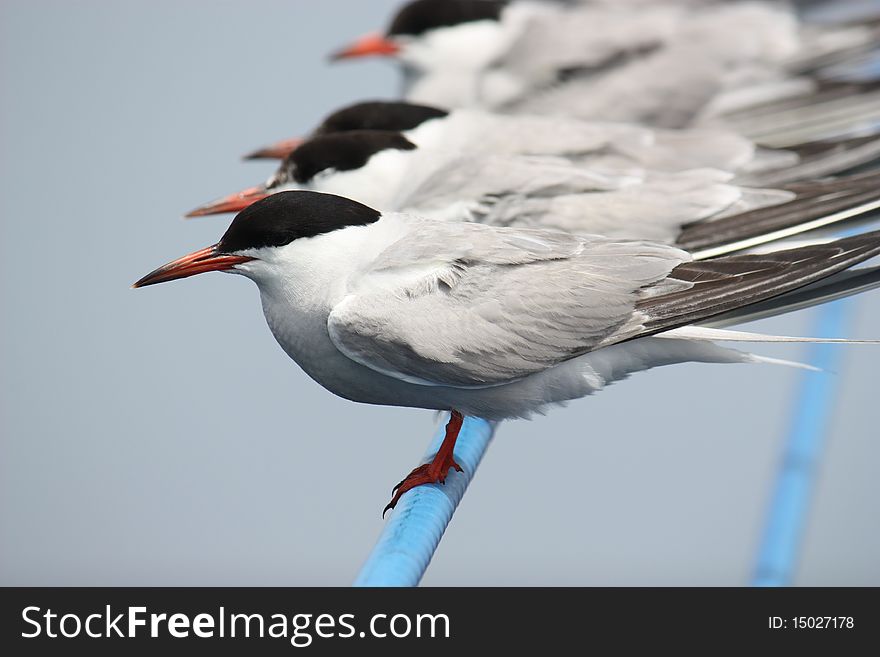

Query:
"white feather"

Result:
[[659, 326, 880, 344]]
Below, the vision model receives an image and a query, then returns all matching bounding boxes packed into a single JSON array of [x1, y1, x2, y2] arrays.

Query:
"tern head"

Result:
[[188, 131, 417, 217], [315, 101, 449, 137], [135, 192, 382, 288], [330, 0, 510, 70], [244, 101, 449, 162]]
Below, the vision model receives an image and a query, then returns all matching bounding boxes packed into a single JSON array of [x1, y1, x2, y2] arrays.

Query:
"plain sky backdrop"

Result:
[[1, 0, 878, 586]]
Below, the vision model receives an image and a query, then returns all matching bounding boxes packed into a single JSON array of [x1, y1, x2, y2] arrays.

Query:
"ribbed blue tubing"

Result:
[[752, 299, 853, 586], [354, 416, 496, 587]]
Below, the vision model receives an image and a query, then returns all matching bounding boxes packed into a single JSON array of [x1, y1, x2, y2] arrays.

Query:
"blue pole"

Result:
[[353, 416, 496, 587], [752, 299, 853, 586]]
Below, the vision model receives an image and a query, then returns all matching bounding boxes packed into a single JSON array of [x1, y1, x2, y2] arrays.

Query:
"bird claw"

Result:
[[382, 458, 463, 517]]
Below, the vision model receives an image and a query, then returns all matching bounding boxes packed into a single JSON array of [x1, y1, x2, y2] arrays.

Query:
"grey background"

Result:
[[1, 0, 877, 586]]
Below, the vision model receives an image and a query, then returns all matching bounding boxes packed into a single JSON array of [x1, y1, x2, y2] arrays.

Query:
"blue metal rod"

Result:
[[353, 416, 496, 587], [752, 299, 854, 586]]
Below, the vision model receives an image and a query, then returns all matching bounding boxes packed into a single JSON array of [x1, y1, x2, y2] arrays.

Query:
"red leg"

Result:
[[383, 410, 465, 517]]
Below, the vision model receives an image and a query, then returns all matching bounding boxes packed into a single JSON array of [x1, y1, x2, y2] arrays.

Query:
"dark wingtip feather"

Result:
[[637, 229, 880, 337]]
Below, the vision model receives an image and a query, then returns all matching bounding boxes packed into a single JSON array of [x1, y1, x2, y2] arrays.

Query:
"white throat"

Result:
[[239, 215, 413, 331], [400, 2, 553, 107]]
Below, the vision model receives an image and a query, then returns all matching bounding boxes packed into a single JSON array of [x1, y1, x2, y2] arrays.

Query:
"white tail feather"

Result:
[[746, 354, 821, 372], [658, 326, 880, 344]]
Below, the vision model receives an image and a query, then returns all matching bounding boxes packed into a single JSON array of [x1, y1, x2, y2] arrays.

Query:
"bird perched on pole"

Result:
[[135, 191, 880, 513]]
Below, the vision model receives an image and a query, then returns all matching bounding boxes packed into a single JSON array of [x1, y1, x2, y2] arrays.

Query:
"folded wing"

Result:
[[329, 222, 880, 389], [328, 222, 686, 387]]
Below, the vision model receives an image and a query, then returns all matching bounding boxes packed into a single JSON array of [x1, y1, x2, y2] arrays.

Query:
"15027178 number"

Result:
[[768, 616, 854, 629]]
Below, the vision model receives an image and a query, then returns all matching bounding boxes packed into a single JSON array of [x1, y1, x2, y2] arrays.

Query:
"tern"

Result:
[[331, 0, 880, 137], [242, 100, 880, 186], [190, 128, 880, 258], [135, 191, 880, 512], [243, 100, 781, 174]]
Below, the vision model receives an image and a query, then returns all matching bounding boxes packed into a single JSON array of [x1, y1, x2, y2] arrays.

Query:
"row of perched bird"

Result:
[[136, 0, 880, 515]]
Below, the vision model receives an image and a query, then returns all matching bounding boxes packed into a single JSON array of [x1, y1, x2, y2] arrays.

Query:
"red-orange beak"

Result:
[[185, 185, 270, 218], [133, 245, 254, 288], [329, 33, 400, 61], [243, 137, 304, 161]]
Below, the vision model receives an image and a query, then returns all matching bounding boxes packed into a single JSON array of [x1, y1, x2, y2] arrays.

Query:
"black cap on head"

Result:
[[273, 130, 417, 186], [218, 192, 381, 253], [315, 101, 449, 136], [388, 0, 508, 38]]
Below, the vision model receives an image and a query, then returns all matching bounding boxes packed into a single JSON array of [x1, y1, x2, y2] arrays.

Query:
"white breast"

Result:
[[238, 216, 416, 399]]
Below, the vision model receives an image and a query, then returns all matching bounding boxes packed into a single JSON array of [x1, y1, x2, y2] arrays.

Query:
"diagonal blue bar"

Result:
[[353, 416, 496, 587], [752, 299, 853, 586]]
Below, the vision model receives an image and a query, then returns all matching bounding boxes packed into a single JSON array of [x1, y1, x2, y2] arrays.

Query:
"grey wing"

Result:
[[509, 4, 800, 126], [510, 46, 731, 128], [461, 111, 761, 174], [397, 153, 637, 218], [629, 230, 880, 339], [677, 171, 880, 258], [497, 4, 684, 84], [619, 129, 758, 172], [469, 169, 749, 241], [327, 222, 687, 388]]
